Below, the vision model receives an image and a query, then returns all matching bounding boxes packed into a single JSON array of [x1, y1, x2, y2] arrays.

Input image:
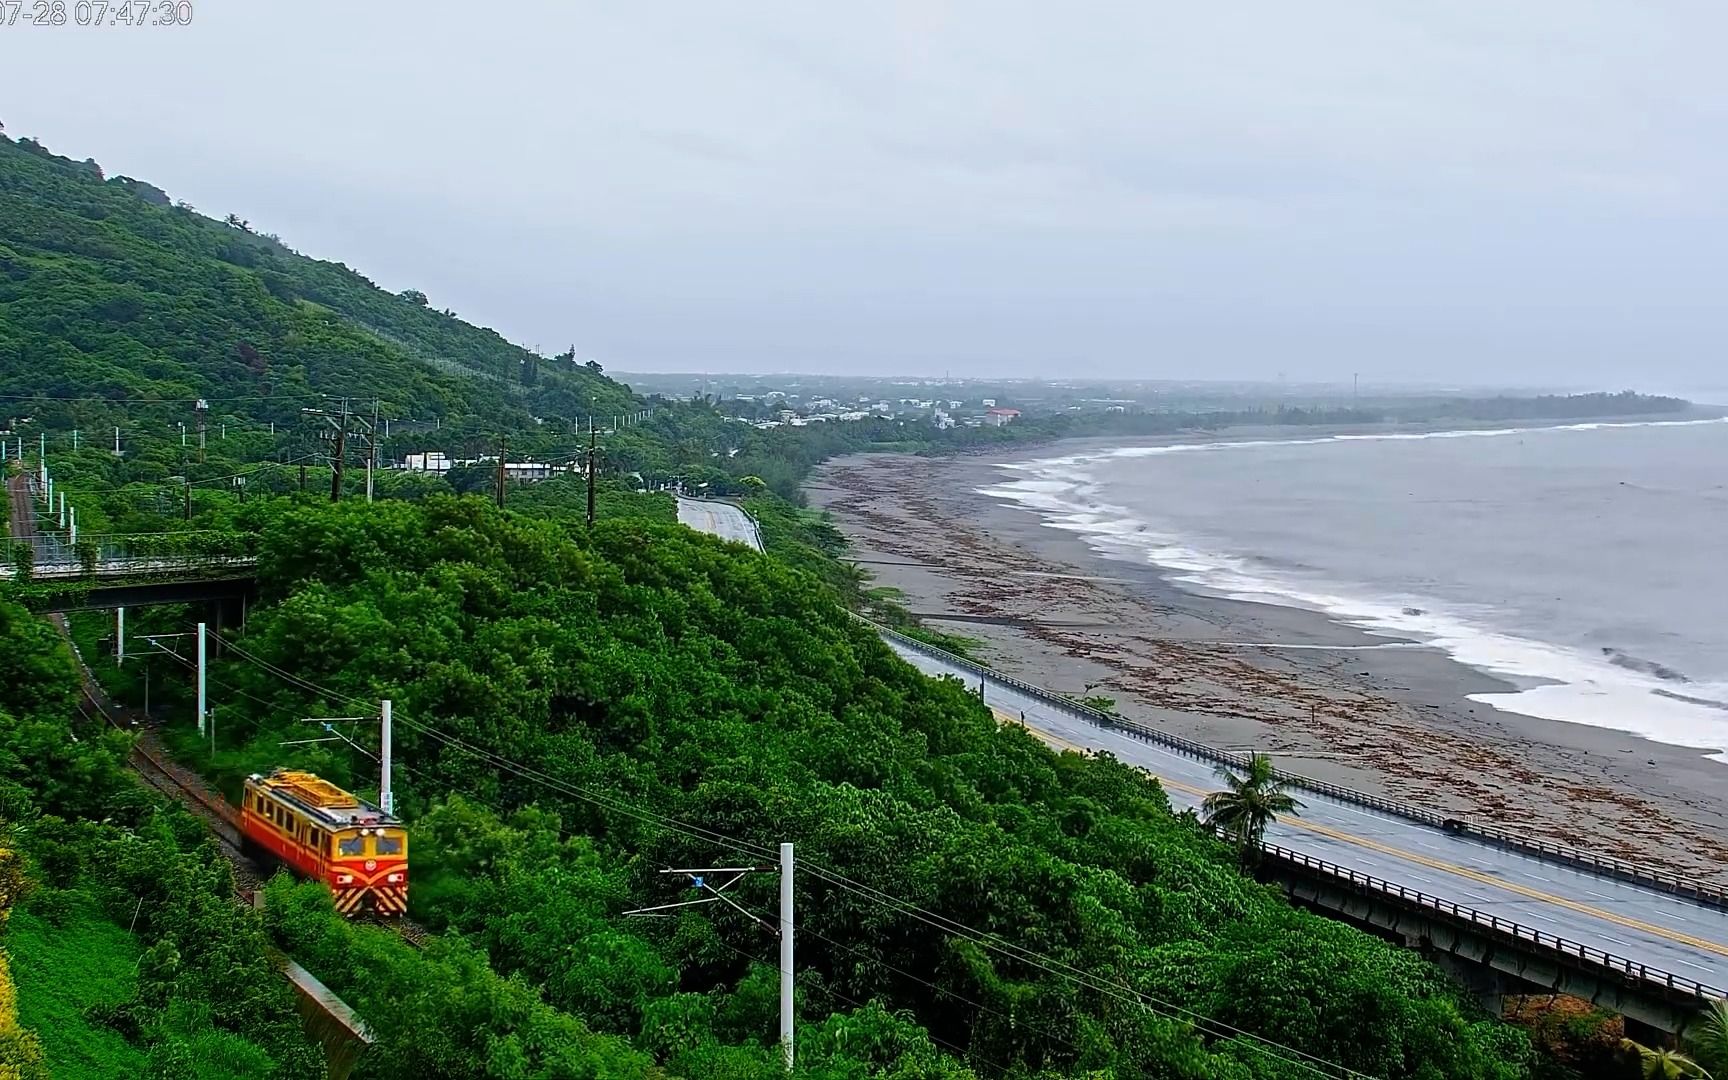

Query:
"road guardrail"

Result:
[[1263, 842, 1727, 1002], [864, 618, 1728, 912]]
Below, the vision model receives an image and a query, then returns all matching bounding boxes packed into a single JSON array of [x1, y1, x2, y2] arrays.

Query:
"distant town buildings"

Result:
[[985, 407, 1021, 427], [399, 451, 562, 482]]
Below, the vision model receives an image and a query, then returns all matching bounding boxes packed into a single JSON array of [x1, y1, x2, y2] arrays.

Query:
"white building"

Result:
[[403, 451, 453, 473]]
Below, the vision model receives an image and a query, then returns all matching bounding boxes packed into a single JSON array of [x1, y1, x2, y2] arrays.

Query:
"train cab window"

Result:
[[375, 834, 402, 856], [339, 835, 364, 856]]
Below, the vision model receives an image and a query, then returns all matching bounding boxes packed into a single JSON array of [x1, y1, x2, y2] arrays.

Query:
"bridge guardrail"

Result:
[[1264, 842, 1727, 1002], [864, 618, 1728, 912], [0, 553, 257, 582]]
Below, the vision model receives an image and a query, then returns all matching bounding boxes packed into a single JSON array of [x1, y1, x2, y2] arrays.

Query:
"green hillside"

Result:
[[0, 133, 635, 427]]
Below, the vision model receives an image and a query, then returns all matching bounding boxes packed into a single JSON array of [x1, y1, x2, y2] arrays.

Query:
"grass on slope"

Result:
[[6, 907, 145, 1078]]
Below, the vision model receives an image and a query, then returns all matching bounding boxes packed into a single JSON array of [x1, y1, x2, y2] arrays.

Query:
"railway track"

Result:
[[13, 470, 428, 942], [73, 665, 431, 942], [74, 675, 261, 895]]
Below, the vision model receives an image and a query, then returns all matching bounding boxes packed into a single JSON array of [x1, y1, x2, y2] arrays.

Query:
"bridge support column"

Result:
[[1624, 1015, 1678, 1050], [203, 595, 247, 653], [1426, 949, 1513, 1016]]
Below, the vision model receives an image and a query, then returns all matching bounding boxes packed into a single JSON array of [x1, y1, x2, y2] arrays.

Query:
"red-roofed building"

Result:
[[985, 407, 1021, 427]]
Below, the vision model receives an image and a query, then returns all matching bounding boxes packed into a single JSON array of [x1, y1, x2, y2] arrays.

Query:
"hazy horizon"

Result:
[[8, 2, 1727, 391]]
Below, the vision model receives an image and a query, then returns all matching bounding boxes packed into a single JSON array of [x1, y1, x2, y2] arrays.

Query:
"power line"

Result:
[[210, 632, 379, 712], [797, 966, 1012, 1079], [789, 916, 1087, 1062], [203, 629, 1362, 1078], [0, 391, 323, 404], [381, 714, 1360, 1077], [800, 869, 1358, 1077]]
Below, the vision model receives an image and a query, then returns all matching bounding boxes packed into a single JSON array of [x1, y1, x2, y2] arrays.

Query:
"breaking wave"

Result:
[[978, 418, 1728, 759]]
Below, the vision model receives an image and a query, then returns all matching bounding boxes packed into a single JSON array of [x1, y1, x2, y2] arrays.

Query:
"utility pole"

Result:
[[495, 434, 507, 510], [116, 608, 125, 665], [196, 621, 208, 738], [286, 708, 395, 812], [299, 464, 307, 492], [183, 479, 192, 521], [330, 398, 348, 502], [71, 428, 79, 451], [114, 426, 121, 456], [779, 842, 795, 1070], [367, 399, 380, 503], [626, 850, 796, 1072], [586, 415, 598, 527], [380, 699, 394, 814]]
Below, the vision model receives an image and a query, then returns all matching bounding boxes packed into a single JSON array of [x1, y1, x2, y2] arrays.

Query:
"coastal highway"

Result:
[[676, 496, 763, 551], [672, 490, 1728, 995], [885, 642, 1728, 993]]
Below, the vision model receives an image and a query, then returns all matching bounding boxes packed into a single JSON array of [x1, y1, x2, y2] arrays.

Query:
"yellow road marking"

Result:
[[994, 708, 1728, 961]]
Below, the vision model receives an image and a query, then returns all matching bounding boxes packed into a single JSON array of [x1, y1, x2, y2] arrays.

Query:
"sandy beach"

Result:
[[807, 440, 1728, 882]]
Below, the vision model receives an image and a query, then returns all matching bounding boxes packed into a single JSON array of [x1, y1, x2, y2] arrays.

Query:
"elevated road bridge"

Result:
[[673, 490, 1728, 1032]]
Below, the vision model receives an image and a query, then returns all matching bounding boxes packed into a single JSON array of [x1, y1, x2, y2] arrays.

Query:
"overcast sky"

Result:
[[6, 1, 1726, 389]]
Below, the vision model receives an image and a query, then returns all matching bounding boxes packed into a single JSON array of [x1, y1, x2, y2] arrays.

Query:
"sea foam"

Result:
[[977, 417, 1728, 759]]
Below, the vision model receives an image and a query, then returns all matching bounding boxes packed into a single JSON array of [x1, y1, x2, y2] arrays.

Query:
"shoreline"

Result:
[[807, 434, 1728, 880]]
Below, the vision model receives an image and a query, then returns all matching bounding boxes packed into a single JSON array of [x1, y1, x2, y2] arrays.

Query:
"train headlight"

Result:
[[336, 874, 354, 884], [386, 872, 403, 884]]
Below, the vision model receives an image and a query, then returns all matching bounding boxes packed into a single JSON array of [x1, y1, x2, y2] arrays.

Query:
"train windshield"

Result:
[[376, 832, 404, 855], [338, 835, 364, 855]]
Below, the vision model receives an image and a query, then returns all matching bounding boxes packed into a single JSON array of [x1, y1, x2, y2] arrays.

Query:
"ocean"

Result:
[[979, 417, 1728, 757]]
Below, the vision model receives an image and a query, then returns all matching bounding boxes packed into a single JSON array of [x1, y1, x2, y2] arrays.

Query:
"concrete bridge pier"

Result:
[[202, 594, 247, 654], [1427, 949, 1514, 1016]]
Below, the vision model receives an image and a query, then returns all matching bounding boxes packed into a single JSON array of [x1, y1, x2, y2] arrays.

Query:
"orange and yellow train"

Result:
[[239, 769, 408, 916]]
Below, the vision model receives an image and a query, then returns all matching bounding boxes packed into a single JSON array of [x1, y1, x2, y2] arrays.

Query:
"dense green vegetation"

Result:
[[136, 494, 1530, 1079], [0, 133, 631, 431], [6, 907, 149, 1078], [0, 599, 321, 1077], [3, 123, 1700, 1079]]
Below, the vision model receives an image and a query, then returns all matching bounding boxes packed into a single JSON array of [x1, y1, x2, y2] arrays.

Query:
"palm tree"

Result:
[[1689, 1000, 1728, 1076], [1620, 1038, 1711, 1078], [1202, 753, 1303, 862]]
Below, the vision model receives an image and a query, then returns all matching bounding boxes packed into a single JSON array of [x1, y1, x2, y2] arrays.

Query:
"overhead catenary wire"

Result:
[[786, 914, 1089, 1063], [210, 632, 381, 713], [705, 931, 1018, 1080], [34, 453, 328, 501], [790, 851, 1372, 1078], [381, 713, 1362, 1078], [0, 390, 325, 404], [204, 627, 1365, 1079], [800, 967, 1014, 1079]]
